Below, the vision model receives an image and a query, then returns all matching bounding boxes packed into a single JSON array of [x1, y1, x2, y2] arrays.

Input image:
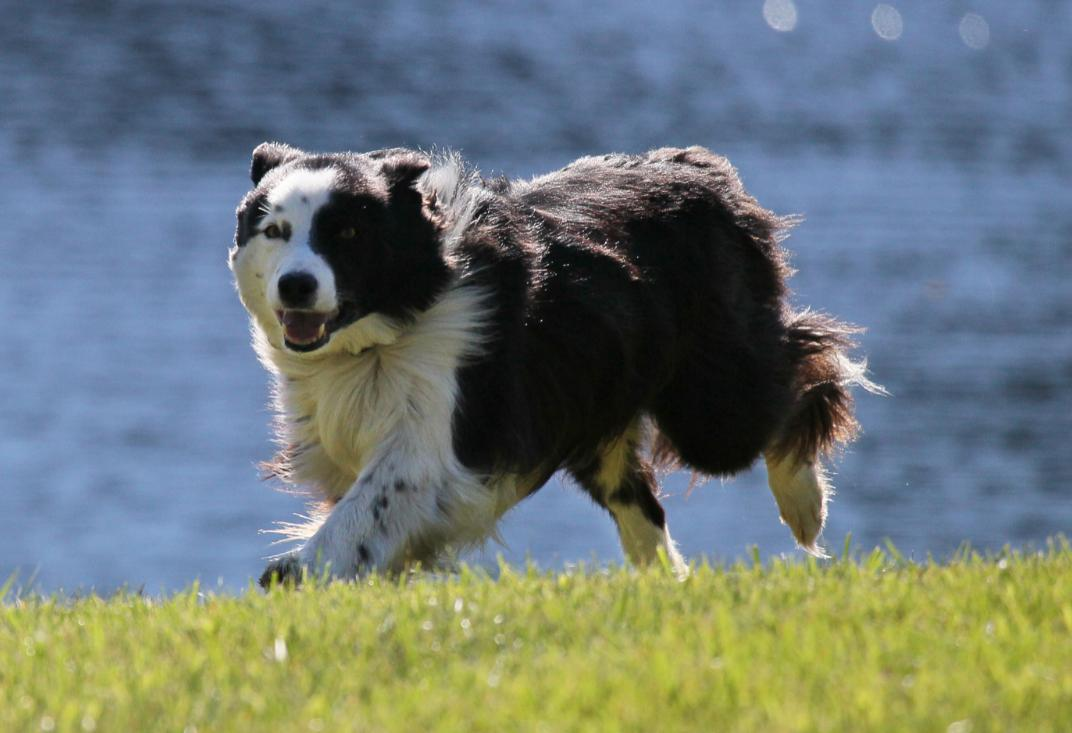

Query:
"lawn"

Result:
[[3, 540, 1070, 732]]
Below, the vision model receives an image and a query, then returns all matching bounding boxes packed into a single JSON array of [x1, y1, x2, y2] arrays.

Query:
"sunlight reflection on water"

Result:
[[959, 13, 990, 51], [871, 4, 904, 42], [763, 0, 798, 33]]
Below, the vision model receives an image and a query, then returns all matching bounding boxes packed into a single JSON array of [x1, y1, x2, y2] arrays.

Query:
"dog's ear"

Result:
[[380, 152, 443, 243], [380, 152, 431, 196], [250, 142, 303, 185]]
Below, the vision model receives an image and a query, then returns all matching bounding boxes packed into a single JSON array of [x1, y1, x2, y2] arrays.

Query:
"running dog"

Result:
[[229, 143, 879, 585]]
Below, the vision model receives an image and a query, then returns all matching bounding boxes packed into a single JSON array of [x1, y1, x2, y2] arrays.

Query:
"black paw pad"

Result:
[[259, 556, 304, 589]]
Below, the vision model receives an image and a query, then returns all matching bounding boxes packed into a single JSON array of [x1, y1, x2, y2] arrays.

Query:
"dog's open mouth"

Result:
[[276, 309, 338, 352], [275, 303, 363, 352]]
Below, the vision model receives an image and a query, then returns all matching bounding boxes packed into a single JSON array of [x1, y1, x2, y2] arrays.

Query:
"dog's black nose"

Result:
[[277, 271, 318, 308]]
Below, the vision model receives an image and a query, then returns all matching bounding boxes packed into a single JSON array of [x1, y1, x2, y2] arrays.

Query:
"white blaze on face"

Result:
[[264, 167, 339, 313], [230, 166, 339, 349]]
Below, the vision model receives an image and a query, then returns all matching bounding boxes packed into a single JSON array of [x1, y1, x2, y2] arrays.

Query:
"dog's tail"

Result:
[[764, 310, 885, 555], [769, 309, 883, 461]]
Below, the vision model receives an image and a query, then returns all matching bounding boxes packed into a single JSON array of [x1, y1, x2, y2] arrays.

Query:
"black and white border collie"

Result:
[[230, 143, 879, 585]]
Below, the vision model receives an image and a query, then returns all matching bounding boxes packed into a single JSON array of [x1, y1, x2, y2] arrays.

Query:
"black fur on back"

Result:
[[439, 146, 871, 482]]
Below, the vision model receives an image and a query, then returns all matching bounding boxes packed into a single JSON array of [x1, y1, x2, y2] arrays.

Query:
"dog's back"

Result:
[[480, 147, 880, 555]]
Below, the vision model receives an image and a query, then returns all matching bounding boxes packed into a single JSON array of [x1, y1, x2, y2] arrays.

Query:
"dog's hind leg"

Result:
[[763, 309, 884, 557], [571, 425, 688, 578], [763, 453, 831, 557]]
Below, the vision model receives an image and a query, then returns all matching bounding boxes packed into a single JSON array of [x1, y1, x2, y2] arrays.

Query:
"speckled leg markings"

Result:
[[259, 472, 416, 587], [260, 444, 497, 587]]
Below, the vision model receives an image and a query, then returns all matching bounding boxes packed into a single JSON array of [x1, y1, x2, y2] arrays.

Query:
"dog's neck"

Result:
[[252, 284, 492, 499]]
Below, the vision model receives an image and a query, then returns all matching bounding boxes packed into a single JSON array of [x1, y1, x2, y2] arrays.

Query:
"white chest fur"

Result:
[[256, 286, 491, 502]]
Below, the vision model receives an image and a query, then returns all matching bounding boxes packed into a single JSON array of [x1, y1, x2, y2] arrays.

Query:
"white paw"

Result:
[[776, 490, 828, 557], [259, 539, 371, 588], [298, 541, 358, 580], [767, 458, 831, 558]]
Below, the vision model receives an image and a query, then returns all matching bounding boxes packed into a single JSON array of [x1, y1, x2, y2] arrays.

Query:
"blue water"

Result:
[[1, 2, 1069, 593]]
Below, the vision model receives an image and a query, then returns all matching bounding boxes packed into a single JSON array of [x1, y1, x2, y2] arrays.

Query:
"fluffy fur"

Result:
[[229, 143, 879, 585]]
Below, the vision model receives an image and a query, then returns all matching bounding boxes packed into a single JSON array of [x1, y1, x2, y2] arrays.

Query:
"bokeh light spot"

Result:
[[959, 13, 990, 50], [763, 0, 798, 33], [871, 4, 903, 41]]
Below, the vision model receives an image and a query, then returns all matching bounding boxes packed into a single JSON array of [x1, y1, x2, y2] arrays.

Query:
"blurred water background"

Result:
[[1, 1, 1069, 593]]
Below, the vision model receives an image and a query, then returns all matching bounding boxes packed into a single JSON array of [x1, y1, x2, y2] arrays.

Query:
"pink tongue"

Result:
[[281, 311, 329, 344]]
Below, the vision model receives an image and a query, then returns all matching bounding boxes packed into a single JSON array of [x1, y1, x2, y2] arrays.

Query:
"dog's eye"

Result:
[[339, 227, 357, 239], [262, 224, 283, 239]]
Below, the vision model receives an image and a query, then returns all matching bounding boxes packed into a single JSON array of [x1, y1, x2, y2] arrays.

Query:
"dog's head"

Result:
[[229, 142, 450, 355]]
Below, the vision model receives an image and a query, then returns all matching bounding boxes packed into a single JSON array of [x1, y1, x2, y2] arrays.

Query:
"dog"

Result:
[[229, 143, 879, 585]]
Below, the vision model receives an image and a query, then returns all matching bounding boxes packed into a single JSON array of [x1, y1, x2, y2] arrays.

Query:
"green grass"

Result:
[[3, 541, 1071, 733]]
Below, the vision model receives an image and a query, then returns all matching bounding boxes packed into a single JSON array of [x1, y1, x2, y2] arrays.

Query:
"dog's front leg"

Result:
[[260, 449, 486, 587]]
